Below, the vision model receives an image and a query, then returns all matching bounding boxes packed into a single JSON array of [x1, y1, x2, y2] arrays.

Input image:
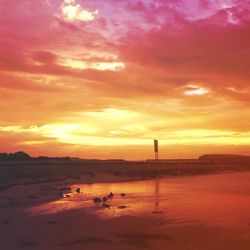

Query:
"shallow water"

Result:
[[30, 171, 250, 233]]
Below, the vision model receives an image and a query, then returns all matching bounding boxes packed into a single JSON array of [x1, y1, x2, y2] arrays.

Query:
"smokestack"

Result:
[[154, 139, 159, 160]]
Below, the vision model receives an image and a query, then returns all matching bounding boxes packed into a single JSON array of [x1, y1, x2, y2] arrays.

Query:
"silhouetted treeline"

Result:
[[1, 151, 250, 163], [38, 156, 72, 161], [199, 154, 250, 163], [0, 152, 74, 161], [0, 151, 31, 160]]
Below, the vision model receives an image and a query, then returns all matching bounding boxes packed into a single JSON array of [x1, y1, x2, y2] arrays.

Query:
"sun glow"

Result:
[[1, 120, 250, 148], [1, 0, 250, 159]]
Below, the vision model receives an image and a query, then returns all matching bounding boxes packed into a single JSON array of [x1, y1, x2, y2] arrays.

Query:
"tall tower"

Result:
[[154, 139, 159, 160]]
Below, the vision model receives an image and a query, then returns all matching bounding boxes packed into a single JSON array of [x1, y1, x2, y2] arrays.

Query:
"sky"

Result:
[[0, 0, 250, 159]]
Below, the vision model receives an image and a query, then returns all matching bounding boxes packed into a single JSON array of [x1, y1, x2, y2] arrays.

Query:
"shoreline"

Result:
[[1, 159, 250, 186], [1, 166, 250, 211], [1, 170, 250, 250], [1, 165, 250, 192]]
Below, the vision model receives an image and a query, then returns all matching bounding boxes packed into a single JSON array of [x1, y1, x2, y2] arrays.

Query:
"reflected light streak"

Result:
[[27, 172, 250, 230]]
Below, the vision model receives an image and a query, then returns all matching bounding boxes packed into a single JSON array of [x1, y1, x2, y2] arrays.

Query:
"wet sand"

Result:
[[2, 207, 249, 250], [1, 160, 250, 249]]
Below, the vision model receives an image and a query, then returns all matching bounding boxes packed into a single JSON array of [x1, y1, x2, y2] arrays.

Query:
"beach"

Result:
[[1, 159, 250, 249], [2, 0, 250, 248]]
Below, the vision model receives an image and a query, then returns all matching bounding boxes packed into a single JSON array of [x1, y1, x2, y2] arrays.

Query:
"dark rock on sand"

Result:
[[107, 192, 114, 198], [76, 188, 81, 193], [93, 197, 102, 203], [118, 205, 127, 209], [120, 193, 126, 197], [102, 204, 110, 208]]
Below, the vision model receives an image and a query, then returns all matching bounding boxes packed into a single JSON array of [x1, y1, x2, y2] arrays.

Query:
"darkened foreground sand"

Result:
[[1, 205, 249, 250], [1, 159, 250, 249]]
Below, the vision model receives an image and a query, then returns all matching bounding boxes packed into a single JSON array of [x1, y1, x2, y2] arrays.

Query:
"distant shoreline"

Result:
[[1, 159, 250, 212], [1, 156, 250, 188], [1, 151, 250, 162]]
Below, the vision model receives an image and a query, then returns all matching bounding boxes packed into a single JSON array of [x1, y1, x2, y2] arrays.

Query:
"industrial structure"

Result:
[[154, 139, 159, 160]]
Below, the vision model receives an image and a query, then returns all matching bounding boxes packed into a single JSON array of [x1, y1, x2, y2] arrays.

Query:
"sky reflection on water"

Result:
[[29, 172, 250, 232]]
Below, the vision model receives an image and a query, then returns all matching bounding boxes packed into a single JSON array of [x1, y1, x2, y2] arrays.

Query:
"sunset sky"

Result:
[[1, 0, 250, 159]]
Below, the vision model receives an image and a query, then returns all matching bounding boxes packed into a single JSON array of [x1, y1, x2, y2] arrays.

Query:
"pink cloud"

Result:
[[1, 0, 250, 118], [32, 51, 57, 64]]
